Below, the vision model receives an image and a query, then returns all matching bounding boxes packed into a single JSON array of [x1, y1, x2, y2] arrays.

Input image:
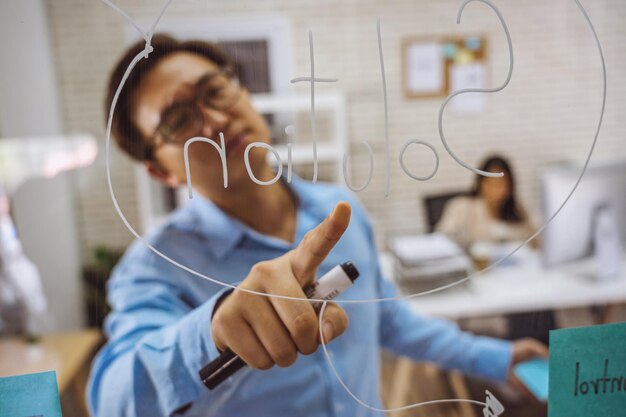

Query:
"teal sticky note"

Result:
[[0, 371, 62, 417], [549, 322, 626, 417]]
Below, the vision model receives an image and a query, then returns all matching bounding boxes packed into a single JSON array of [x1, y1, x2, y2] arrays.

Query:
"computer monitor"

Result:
[[540, 158, 626, 268]]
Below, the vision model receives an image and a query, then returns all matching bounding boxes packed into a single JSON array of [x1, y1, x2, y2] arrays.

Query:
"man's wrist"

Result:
[[212, 287, 235, 318]]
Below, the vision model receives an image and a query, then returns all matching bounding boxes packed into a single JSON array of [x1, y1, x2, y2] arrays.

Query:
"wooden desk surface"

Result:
[[0, 329, 102, 393]]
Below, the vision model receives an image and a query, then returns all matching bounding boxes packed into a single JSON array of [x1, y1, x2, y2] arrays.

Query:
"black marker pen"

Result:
[[199, 261, 359, 390]]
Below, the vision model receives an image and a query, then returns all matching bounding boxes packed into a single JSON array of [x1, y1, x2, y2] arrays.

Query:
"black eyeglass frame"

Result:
[[148, 67, 241, 158]]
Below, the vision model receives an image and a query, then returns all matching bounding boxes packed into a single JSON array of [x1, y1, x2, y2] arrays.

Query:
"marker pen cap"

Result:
[[340, 261, 359, 282], [305, 262, 359, 301]]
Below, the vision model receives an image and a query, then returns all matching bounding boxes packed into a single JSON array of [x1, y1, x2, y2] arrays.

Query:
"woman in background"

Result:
[[437, 155, 534, 250], [437, 155, 555, 345]]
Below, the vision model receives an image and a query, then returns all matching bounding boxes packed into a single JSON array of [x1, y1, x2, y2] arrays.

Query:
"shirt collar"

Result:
[[181, 175, 322, 260], [184, 194, 247, 260]]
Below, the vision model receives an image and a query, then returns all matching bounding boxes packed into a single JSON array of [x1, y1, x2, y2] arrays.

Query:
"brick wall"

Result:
[[44, 0, 626, 262]]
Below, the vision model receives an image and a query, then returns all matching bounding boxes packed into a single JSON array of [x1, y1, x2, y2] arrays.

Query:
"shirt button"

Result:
[[336, 403, 345, 414]]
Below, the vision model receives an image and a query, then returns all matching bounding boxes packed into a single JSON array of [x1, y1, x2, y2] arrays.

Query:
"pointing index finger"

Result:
[[290, 201, 351, 285]]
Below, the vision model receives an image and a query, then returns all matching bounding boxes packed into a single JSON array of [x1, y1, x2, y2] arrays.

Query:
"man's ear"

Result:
[[144, 161, 182, 188]]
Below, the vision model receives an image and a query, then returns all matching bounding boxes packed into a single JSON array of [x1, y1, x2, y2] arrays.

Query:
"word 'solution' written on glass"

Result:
[[183, 0, 514, 199], [102, 0, 607, 414]]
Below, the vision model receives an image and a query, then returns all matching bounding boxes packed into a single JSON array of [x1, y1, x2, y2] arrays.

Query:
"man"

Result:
[[88, 34, 547, 416]]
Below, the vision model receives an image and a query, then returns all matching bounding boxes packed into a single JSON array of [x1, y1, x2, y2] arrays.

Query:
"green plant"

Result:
[[82, 246, 124, 327]]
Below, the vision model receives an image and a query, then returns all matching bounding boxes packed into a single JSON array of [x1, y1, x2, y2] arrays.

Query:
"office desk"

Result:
[[385, 251, 626, 320], [382, 251, 626, 417], [0, 329, 102, 416]]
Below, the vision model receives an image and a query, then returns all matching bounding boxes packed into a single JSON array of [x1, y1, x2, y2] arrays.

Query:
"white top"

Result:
[[436, 196, 534, 249]]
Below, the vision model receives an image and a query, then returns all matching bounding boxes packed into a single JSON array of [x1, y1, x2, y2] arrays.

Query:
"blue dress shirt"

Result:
[[88, 177, 512, 417]]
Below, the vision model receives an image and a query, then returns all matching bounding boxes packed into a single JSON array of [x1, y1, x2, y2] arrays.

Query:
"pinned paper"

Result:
[[449, 63, 486, 113], [406, 42, 444, 95], [549, 322, 626, 417], [0, 371, 62, 417]]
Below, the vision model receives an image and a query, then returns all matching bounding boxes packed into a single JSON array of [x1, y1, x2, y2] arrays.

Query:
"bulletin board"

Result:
[[402, 35, 488, 99]]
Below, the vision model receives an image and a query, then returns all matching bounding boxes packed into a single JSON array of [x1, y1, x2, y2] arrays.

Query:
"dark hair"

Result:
[[105, 34, 235, 161], [472, 155, 525, 223]]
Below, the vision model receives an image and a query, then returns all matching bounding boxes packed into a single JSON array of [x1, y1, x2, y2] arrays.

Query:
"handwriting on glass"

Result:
[[183, 0, 512, 199]]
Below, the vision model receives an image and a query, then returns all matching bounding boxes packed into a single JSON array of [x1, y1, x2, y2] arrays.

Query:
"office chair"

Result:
[[422, 190, 556, 345], [422, 191, 471, 233]]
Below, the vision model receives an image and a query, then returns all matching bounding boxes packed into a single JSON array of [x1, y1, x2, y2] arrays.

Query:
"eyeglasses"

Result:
[[151, 68, 242, 148]]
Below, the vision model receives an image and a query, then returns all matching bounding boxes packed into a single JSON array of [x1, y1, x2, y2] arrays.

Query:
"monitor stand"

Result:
[[593, 204, 623, 282]]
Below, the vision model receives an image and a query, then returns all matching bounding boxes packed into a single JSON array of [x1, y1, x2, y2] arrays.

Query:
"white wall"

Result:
[[0, 1, 84, 331], [0, 1, 62, 135], [44, 0, 626, 257]]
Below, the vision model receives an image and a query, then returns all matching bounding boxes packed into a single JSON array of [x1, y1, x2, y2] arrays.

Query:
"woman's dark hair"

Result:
[[105, 34, 235, 161], [472, 155, 526, 223]]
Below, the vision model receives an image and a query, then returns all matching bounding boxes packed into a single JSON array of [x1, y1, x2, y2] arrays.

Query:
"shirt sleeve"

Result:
[[376, 271, 513, 382], [87, 248, 240, 417], [350, 196, 513, 382]]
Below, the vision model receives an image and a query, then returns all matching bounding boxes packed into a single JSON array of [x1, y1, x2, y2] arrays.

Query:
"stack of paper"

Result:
[[388, 233, 473, 293]]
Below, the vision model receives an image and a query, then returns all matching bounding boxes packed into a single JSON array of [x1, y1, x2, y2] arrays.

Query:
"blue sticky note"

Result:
[[0, 371, 62, 417], [465, 36, 481, 51], [514, 358, 549, 401]]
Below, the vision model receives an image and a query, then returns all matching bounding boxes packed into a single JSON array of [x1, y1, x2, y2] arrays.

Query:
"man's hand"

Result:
[[508, 338, 549, 401], [211, 202, 352, 370]]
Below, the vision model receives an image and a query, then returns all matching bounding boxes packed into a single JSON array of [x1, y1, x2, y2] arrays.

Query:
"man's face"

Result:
[[133, 51, 271, 191]]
